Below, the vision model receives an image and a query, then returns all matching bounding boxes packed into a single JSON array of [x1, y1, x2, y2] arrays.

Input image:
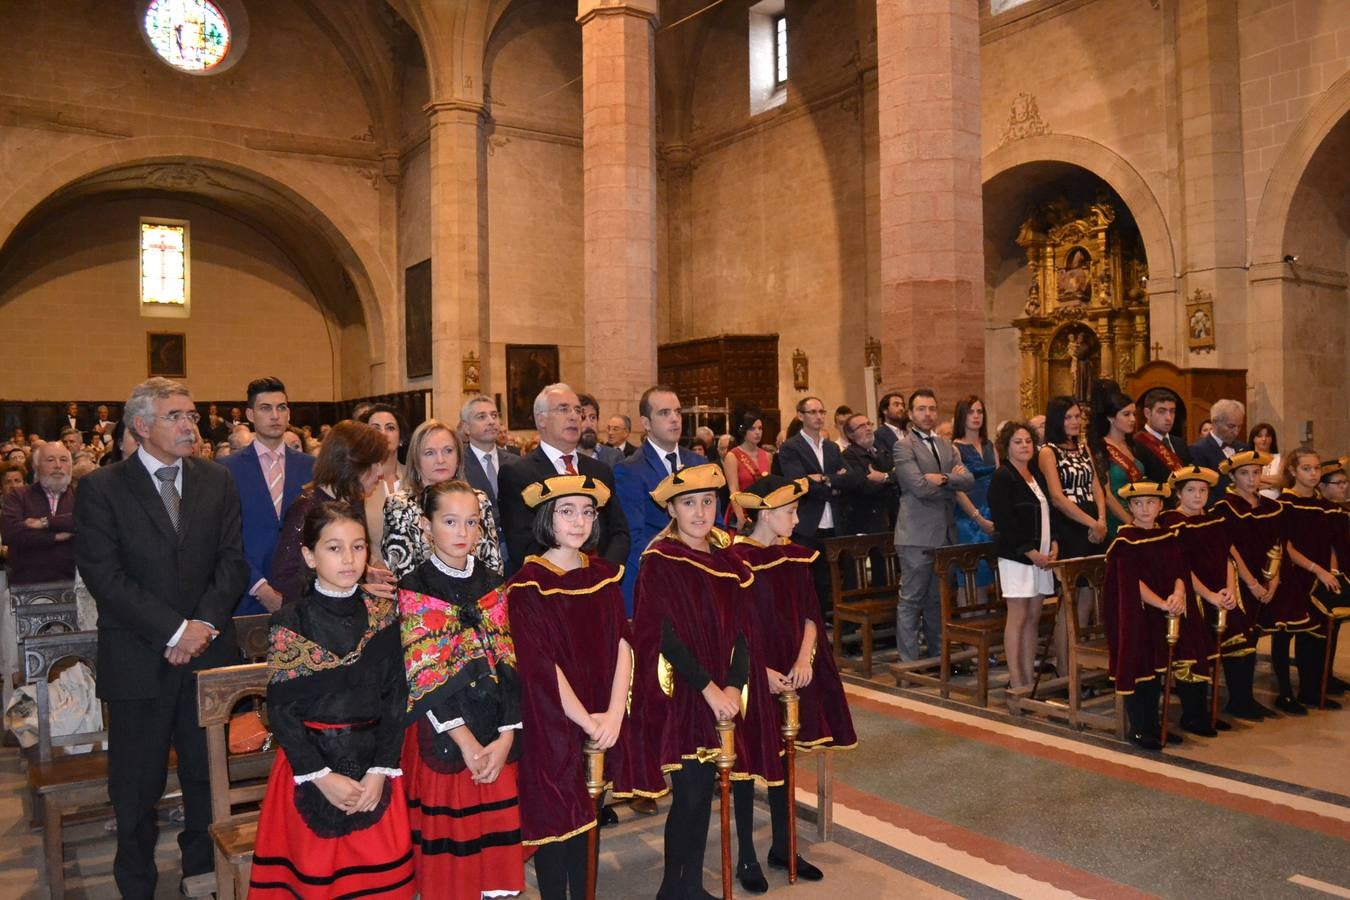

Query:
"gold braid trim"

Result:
[[503, 567, 624, 597], [639, 546, 755, 586]]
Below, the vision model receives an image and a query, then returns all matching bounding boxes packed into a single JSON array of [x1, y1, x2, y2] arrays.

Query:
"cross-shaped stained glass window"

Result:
[[141, 222, 188, 306]]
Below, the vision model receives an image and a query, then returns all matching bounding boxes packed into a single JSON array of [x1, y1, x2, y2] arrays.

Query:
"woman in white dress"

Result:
[[988, 421, 1060, 691]]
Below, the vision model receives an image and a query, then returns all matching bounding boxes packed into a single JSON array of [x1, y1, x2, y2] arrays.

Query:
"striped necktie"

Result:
[[267, 451, 284, 517]]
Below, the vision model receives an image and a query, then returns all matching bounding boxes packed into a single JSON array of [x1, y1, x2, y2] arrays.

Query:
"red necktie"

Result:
[[561, 453, 577, 475]]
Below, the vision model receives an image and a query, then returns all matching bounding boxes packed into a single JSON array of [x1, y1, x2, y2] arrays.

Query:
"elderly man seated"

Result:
[[0, 441, 77, 584]]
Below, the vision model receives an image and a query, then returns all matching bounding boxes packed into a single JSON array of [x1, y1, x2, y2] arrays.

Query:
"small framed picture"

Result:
[[505, 344, 559, 430], [147, 331, 187, 378]]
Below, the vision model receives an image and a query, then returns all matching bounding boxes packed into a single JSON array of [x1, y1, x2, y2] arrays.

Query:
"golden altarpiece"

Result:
[[1012, 199, 1150, 417]]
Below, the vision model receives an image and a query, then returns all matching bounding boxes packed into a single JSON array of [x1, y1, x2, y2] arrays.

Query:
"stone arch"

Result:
[[983, 134, 1177, 294], [1250, 70, 1350, 265], [0, 136, 389, 369]]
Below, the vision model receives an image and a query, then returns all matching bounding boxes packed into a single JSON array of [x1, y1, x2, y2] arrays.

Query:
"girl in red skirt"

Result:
[[397, 481, 524, 900], [250, 500, 415, 899], [507, 474, 644, 899]]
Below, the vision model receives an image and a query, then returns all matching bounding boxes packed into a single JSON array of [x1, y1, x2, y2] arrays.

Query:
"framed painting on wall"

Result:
[[147, 331, 187, 378], [505, 344, 559, 430]]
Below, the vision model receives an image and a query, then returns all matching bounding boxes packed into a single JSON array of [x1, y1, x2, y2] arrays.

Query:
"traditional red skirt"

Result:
[[402, 723, 525, 900], [249, 750, 415, 899]]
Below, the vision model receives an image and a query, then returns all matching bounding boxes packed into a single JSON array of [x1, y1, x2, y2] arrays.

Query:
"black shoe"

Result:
[[1128, 731, 1162, 750], [767, 851, 824, 881], [1165, 731, 1183, 745], [1228, 704, 1262, 721], [1327, 676, 1348, 695], [599, 804, 619, 827], [1214, 718, 1233, 731], [1300, 694, 1342, 710], [1274, 694, 1308, 716], [1181, 718, 1218, 737], [684, 888, 719, 900], [736, 861, 768, 894]]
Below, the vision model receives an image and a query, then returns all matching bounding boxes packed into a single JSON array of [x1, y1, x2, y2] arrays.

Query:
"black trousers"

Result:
[[107, 674, 213, 899], [796, 528, 836, 620], [661, 762, 715, 897], [732, 779, 789, 865], [534, 830, 591, 900], [1123, 680, 1162, 738]]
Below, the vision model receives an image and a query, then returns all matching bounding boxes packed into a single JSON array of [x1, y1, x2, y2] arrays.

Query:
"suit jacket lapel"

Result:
[[796, 435, 823, 475], [235, 443, 273, 523], [122, 456, 179, 542]]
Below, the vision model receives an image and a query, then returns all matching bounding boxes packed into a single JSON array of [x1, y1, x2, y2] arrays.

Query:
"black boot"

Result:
[[1178, 681, 1218, 736], [1226, 655, 1273, 720], [1125, 684, 1162, 750], [1295, 631, 1334, 708]]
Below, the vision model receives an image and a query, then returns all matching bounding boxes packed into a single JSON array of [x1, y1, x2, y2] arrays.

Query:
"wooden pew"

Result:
[[823, 533, 900, 677], [890, 542, 1007, 706], [1006, 555, 1124, 736], [198, 663, 273, 900], [232, 614, 271, 662]]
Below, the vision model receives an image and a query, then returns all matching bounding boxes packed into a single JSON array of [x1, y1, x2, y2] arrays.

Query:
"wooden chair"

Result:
[[233, 614, 271, 662], [892, 543, 1007, 706], [1007, 556, 1123, 735], [198, 663, 274, 900], [823, 533, 900, 677], [9, 581, 79, 688]]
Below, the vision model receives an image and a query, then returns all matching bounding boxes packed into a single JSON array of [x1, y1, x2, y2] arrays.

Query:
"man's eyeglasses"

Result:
[[551, 405, 584, 417], [157, 412, 201, 425]]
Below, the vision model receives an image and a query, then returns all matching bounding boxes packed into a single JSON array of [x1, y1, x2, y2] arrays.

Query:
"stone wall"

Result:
[[0, 197, 338, 401]]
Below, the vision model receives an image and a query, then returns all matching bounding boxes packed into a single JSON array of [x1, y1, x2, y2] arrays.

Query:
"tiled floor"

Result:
[[4, 636, 1346, 898]]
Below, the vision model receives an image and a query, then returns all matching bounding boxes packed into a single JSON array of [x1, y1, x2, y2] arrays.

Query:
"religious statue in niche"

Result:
[[792, 349, 809, 391], [462, 351, 481, 393], [1011, 195, 1150, 417], [1058, 247, 1092, 304], [864, 337, 882, 386]]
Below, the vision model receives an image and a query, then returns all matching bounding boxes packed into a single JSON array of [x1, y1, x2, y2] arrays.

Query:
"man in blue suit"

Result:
[[873, 391, 908, 459], [1188, 397, 1248, 501], [614, 385, 704, 614], [218, 376, 314, 614]]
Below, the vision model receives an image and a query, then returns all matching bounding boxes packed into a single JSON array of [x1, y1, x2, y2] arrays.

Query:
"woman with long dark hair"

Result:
[[359, 403, 408, 502], [722, 411, 771, 531], [271, 421, 389, 605], [1090, 383, 1144, 542]]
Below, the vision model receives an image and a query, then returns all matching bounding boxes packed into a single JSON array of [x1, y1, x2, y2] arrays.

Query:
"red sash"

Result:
[[1105, 441, 1142, 482], [1133, 430, 1183, 472], [731, 447, 769, 482]]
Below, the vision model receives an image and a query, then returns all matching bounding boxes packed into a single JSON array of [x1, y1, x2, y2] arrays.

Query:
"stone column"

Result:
[[876, 0, 984, 405], [425, 100, 488, 422], [660, 142, 693, 344], [1171, 0, 1247, 369], [578, 0, 660, 418]]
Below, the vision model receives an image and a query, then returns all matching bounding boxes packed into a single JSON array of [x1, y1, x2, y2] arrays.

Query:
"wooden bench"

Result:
[[823, 533, 900, 677], [890, 543, 1007, 706], [199, 663, 274, 900], [233, 614, 271, 662], [1006, 556, 1124, 736]]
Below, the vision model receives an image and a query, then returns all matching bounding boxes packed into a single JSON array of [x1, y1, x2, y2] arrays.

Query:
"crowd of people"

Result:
[[2, 372, 1347, 897]]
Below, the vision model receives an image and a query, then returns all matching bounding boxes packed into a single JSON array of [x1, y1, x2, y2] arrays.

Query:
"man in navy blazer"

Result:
[[614, 385, 704, 613], [459, 395, 516, 566], [873, 391, 908, 459], [218, 377, 314, 614], [1188, 398, 1248, 501], [776, 396, 848, 615]]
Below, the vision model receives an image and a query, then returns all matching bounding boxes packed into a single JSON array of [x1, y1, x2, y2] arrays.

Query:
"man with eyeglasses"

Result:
[[219, 376, 315, 614], [75, 377, 247, 898], [776, 396, 847, 615], [837, 414, 897, 534], [497, 382, 630, 575]]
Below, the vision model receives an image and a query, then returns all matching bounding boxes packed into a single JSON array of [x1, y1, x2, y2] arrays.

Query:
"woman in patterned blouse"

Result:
[[369, 418, 502, 579]]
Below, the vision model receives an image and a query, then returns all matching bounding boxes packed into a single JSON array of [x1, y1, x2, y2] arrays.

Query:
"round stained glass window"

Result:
[[144, 0, 232, 72]]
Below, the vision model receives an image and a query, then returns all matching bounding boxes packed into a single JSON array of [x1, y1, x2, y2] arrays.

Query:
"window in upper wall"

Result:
[[748, 0, 787, 116], [991, 0, 1036, 13], [140, 220, 190, 312], [143, 0, 238, 73], [774, 15, 788, 85]]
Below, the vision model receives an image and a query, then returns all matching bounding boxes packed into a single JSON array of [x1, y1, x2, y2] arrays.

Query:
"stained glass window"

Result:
[[774, 15, 788, 85], [144, 0, 231, 72], [141, 221, 188, 306]]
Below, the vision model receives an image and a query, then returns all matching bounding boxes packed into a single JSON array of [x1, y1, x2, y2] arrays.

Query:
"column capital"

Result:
[[576, 0, 659, 28], [422, 98, 487, 121]]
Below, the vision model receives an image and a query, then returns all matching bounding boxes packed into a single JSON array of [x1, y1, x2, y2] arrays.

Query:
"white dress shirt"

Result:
[[646, 438, 681, 476], [539, 440, 580, 474]]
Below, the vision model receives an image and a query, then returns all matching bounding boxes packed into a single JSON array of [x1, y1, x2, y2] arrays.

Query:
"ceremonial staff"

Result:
[[1318, 570, 1346, 710], [1160, 607, 1181, 747], [716, 718, 737, 900], [583, 739, 606, 900], [1211, 560, 1236, 729], [779, 690, 801, 884]]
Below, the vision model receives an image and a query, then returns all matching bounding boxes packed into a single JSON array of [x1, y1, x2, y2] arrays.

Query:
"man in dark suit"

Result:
[[606, 414, 640, 457], [614, 385, 704, 612], [1133, 389, 1192, 483], [75, 377, 247, 898], [776, 396, 847, 615], [836, 414, 896, 534], [203, 404, 230, 445], [219, 376, 315, 615], [459, 395, 517, 567], [893, 389, 973, 661], [873, 391, 908, 459], [1189, 398, 1248, 499], [0, 441, 76, 584], [497, 384, 630, 575], [62, 401, 88, 442]]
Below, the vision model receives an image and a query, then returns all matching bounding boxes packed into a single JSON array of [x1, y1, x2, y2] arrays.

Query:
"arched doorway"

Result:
[[0, 148, 388, 402]]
